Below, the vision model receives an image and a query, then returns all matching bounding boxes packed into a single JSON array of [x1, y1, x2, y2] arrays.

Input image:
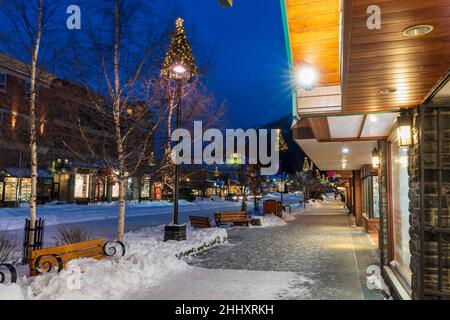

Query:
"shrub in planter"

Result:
[[0, 231, 20, 264], [53, 226, 95, 246]]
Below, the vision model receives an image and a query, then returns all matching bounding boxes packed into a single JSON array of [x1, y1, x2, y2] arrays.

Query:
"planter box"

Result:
[[164, 225, 187, 242]]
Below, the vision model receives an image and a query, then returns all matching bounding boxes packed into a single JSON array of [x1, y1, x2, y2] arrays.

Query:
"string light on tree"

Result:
[[276, 129, 288, 152], [161, 18, 197, 80], [302, 157, 311, 172]]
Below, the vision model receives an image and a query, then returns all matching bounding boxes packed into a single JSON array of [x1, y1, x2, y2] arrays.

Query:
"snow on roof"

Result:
[[3, 167, 52, 179], [0, 53, 56, 84]]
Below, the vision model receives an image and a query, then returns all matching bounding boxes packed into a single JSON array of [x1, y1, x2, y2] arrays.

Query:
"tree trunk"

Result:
[[117, 169, 126, 241], [28, 0, 43, 254], [113, 0, 126, 242]]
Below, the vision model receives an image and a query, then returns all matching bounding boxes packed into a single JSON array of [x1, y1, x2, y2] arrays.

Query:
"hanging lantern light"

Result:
[[396, 111, 412, 148], [372, 148, 381, 170]]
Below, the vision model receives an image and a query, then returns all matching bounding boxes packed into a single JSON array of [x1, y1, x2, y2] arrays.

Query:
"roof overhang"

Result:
[[282, 0, 450, 116], [295, 139, 377, 171]]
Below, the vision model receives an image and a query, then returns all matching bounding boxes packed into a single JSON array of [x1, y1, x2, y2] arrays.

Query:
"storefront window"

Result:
[[372, 176, 380, 219], [390, 142, 412, 284], [140, 178, 150, 198], [19, 178, 31, 201], [363, 176, 380, 219], [112, 180, 119, 198], [74, 174, 90, 198], [3, 178, 17, 201]]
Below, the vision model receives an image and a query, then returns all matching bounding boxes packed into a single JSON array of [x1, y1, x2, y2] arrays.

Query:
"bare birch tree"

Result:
[[0, 0, 60, 251]]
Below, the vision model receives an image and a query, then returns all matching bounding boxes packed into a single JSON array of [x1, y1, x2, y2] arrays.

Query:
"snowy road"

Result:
[[2, 200, 246, 242], [1, 194, 301, 243]]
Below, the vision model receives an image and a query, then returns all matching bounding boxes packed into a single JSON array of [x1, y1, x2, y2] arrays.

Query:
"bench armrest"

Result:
[[34, 254, 64, 274], [0, 263, 17, 284], [102, 241, 126, 257]]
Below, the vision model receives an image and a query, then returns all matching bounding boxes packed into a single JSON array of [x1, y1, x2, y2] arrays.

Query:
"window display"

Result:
[[74, 174, 90, 198], [140, 178, 150, 198], [390, 141, 412, 284]]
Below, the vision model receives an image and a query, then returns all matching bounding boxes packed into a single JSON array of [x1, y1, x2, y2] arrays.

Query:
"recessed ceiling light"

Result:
[[379, 88, 397, 95], [402, 25, 433, 37], [369, 115, 378, 123], [342, 148, 349, 154]]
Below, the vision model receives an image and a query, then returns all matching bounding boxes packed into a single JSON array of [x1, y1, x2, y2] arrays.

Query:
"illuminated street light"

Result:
[[297, 64, 318, 91]]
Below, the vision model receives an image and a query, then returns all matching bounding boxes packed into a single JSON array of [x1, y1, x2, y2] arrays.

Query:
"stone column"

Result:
[[353, 170, 363, 227], [409, 105, 450, 299], [378, 140, 390, 266]]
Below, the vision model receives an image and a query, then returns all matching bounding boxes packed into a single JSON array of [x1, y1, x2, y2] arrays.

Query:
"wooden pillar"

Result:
[[353, 170, 363, 226]]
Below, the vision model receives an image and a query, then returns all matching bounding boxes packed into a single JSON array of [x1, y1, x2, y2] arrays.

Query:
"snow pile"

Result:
[[255, 215, 287, 227], [0, 226, 227, 300], [282, 212, 296, 222], [305, 199, 323, 209]]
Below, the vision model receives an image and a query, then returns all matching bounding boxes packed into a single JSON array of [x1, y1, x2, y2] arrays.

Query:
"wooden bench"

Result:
[[189, 216, 212, 229], [28, 239, 125, 276], [214, 211, 251, 227]]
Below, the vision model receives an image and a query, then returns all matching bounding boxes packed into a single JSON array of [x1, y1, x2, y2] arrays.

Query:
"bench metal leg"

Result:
[[0, 263, 17, 284]]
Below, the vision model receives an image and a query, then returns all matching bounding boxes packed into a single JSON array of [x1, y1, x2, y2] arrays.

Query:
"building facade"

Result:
[[0, 54, 159, 206], [282, 0, 450, 299]]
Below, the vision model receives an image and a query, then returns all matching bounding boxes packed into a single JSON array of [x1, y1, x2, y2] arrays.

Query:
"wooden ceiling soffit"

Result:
[[342, 0, 450, 114]]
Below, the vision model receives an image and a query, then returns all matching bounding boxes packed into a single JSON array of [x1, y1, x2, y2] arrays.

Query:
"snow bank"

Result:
[[255, 215, 287, 227], [0, 226, 227, 300]]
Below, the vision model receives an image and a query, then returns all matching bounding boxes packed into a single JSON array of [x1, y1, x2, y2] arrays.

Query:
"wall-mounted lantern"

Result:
[[372, 148, 381, 170], [397, 111, 412, 148]]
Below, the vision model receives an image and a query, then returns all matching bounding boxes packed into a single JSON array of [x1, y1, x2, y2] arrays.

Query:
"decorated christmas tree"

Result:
[[302, 157, 310, 172], [276, 129, 288, 152], [161, 18, 197, 79]]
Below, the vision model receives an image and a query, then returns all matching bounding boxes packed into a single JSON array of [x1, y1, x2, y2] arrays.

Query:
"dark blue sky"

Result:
[[155, 0, 293, 128], [0, 0, 293, 129]]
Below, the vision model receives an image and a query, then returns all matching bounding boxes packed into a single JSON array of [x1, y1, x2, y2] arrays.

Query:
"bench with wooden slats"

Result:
[[214, 211, 251, 227], [189, 216, 212, 229], [29, 239, 125, 276]]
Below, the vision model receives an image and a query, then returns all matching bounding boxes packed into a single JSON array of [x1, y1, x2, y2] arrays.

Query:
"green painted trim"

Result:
[[280, 0, 297, 120], [297, 110, 403, 119]]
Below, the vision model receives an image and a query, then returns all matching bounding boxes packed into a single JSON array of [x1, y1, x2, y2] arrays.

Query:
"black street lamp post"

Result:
[[161, 17, 197, 241], [172, 80, 182, 226]]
